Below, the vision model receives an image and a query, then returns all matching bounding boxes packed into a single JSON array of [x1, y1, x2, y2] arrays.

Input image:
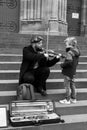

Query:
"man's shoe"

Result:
[[59, 99, 71, 105], [70, 98, 77, 104], [40, 90, 47, 96]]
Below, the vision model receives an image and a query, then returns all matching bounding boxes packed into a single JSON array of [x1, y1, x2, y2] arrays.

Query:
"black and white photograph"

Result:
[[0, 0, 87, 130]]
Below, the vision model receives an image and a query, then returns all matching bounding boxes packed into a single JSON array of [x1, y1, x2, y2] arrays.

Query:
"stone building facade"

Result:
[[20, 0, 67, 36], [0, 0, 87, 36]]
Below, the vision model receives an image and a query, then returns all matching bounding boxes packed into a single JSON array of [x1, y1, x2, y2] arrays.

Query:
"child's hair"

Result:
[[64, 37, 77, 48]]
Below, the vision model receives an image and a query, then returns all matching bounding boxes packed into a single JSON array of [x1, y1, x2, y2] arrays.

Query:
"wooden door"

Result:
[[67, 0, 82, 36], [0, 0, 19, 32]]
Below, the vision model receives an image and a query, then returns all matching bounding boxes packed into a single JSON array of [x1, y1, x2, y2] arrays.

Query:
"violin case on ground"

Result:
[[9, 100, 64, 127]]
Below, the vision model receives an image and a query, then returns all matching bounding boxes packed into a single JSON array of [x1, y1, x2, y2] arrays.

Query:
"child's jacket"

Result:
[[60, 47, 80, 78]]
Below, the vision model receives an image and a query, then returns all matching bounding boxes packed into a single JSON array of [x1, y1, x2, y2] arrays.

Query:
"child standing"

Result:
[[59, 37, 80, 104]]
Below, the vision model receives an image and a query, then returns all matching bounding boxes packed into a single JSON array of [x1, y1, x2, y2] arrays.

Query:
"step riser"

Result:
[[0, 48, 22, 54], [49, 72, 87, 79], [0, 64, 20, 70], [47, 82, 87, 89], [55, 106, 87, 116], [0, 73, 19, 79], [0, 72, 86, 79], [0, 92, 87, 104], [0, 96, 17, 104], [39, 122, 87, 130], [78, 58, 87, 62], [0, 63, 87, 70], [0, 82, 87, 91], [0, 57, 22, 61], [76, 65, 87, 69], [0, 56, 86, 62], [51, 64, 87, 69], [0, 83, 18, 91], [36, 93, 87, 101]]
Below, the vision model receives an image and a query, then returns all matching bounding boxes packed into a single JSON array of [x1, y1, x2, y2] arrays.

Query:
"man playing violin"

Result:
[[19, 35, 61, 96]]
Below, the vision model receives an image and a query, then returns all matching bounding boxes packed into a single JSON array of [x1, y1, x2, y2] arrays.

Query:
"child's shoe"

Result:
[[70, 98, 77, 104], [59, 99, 71, 105]]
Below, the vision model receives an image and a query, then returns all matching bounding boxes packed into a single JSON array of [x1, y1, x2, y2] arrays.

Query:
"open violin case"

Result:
[[9, 100, 64, 127]]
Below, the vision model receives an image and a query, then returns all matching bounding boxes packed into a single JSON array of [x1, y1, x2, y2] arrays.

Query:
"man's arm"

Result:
[[23, 47, 45, 63]]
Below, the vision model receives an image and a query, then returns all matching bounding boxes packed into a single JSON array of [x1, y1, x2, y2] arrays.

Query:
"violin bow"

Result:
[[46, 20, 50, 53]]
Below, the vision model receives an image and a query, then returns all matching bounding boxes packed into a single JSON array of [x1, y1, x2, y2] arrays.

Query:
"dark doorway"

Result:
[[67, 0, 82, 36]]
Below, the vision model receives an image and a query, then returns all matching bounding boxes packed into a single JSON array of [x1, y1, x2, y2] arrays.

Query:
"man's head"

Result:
[[64, 37, 77, 49], [30, 35, 43, 50]]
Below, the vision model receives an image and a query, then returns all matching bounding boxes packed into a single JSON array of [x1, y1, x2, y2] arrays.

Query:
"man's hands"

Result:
[[56, 53, 62, 59], [44, 53, 49, 59], [43, 51, 65, 60]]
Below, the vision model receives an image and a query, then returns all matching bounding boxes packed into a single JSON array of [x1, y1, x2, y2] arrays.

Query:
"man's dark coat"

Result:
[[19, 45, 60, 84]]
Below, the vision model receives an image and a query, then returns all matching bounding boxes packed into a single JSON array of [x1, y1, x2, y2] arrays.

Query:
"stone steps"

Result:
[[0, 34, 87, 129], [0, 61, 87, 70], [55, 100, 87, 115], [0, 82, 87, 104], [0, 69, 87, 79], [0, 54, 87, 61], [0, 34, 87, 55], [0, 53, 87, 104]]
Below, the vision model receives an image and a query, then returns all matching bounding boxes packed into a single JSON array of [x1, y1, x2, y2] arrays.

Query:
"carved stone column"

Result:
[[49, 0, 59, 32], [49, 0, 67, 36], [81, 0, 87, 36]]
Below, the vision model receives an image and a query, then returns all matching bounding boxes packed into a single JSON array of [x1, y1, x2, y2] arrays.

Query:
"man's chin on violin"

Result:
[[19, 35, 62, 96]]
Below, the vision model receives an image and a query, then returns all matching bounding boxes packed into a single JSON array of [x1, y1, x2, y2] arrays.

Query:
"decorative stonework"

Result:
[[0, 0, 17, 8], [0, 21, 17, 32], [7, 21, 17, 32], [6, 0, 17, 9]]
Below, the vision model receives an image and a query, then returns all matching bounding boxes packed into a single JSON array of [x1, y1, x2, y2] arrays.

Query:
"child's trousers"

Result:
[[64, 75, 76, 101]]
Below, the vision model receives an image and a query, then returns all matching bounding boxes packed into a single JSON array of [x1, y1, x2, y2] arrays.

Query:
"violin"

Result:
[[39, 48, 65, 58]]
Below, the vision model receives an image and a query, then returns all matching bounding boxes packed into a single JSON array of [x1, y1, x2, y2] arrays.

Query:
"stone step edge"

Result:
[[0, 69, 87, 73], [1, 100, 87, 110], [0, 54, 87, 58], [0, 88, 87, 96], [0, 79, 86, 83], [55, 100, 87, 108], [61, 114, 87, 124], [0, 62, 87, 65]]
